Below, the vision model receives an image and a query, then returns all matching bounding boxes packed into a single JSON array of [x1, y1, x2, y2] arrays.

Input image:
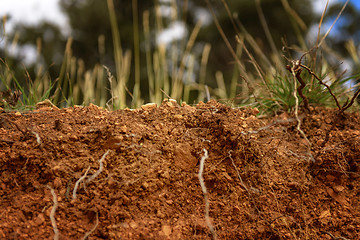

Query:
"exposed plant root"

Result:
[[82, 211, 99, 240], [320, 231, 350, 240], [47, 185, 60, 240], [288, 61, 314, 162], [240, 117, 298, 135], [198, 149, 217, 240], [285, 47, 360, 162], [286, 60, 310, 112], [228, 150, 248, 192], [72, 150, 111, 199], [31, 131, 42, 145], [86, 150, 111, 184], [72, 166, 91, 200]]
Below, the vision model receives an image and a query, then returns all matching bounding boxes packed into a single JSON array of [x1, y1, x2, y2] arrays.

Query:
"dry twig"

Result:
[[339, 87, 360, 113], [317, 0, 349, 49]]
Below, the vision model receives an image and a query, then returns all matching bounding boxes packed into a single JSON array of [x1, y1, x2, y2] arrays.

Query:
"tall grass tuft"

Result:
[[212, 0, 358, 113]]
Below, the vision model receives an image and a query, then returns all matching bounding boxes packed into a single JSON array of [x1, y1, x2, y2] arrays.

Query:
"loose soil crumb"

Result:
[[0, 100, 359, 239]]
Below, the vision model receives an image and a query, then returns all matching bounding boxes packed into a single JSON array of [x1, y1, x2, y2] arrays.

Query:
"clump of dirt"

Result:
[[0, 100, 359, 239]]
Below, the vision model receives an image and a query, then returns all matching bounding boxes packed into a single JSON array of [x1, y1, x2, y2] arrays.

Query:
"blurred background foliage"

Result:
[[0, 0, 359, 109]]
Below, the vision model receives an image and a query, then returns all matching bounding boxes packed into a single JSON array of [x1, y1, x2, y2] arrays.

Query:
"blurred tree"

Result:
[[58, 0, 153, 69], [194, 0, 314, 85], [12, 22, 65, 73]]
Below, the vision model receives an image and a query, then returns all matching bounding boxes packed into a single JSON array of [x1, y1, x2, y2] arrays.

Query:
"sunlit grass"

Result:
[[214, 0, 359, 113], [0, 0, 359, 113]]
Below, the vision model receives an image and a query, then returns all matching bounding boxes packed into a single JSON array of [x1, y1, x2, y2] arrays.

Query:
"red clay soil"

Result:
[[0, 99, 359, 239]]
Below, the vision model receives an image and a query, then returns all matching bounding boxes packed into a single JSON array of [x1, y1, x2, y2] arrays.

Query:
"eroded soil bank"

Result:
[[0, 100, 359, 239]]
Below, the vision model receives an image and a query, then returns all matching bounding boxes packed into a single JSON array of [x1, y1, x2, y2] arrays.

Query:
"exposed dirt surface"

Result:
[[0, 100, 359, 239]]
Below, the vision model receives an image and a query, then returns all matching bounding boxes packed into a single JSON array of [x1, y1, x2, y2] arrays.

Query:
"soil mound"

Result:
[[0, 100, 359, 239]]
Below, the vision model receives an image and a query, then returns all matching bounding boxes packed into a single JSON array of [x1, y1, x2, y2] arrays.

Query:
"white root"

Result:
[[82, 211, 99, 240], [47, 185, 59, 240], [31, 131, 42, 144], [228, 150, 248, 192], [291, 64, 314, 162], [198, 149, 217, 240], [72, 166, 91, 200], [73, 150, 111, 199], [86, 150, 110, 184]]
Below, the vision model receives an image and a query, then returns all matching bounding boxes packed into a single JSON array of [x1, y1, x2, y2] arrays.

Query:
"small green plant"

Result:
[[0, 58, 56, 110]]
